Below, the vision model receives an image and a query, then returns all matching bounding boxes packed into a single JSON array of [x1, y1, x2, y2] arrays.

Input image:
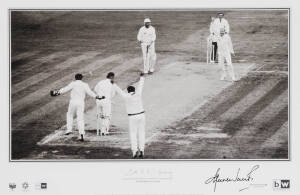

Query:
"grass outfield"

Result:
[[10, 10, 288, 159]]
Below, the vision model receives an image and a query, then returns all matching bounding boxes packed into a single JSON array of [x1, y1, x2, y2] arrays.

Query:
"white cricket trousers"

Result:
[[129, 113, 146, 155], [96, 99, 112, 135], [218, 53, 236, 81], [141, 42, 157, 73], [66, 100, 85, 135]]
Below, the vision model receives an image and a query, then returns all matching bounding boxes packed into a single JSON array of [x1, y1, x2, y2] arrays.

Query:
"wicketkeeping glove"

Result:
[[50, 90, 60, 97]]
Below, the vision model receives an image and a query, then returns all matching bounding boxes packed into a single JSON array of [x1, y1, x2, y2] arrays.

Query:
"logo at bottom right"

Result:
[[273, 179, 290, 190]]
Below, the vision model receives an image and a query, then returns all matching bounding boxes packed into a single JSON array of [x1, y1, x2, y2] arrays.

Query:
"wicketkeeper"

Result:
[[50, 73, 105, 141], [137, 18, 157, 74]]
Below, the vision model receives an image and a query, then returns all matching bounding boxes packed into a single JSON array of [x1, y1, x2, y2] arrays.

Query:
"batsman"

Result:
[[94, 72, 116, 136], [137, 18, 157, 74]]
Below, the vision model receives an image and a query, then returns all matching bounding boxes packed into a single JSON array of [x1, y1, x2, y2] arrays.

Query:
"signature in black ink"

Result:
[[204, 165, 260, 192]]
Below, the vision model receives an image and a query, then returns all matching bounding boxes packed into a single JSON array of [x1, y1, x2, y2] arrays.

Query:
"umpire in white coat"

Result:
[[114, 73, 146, 158], [137, 18, 157, 74], [94, 72, 116, 136], [217, 29, 237, 82], [50, 73, 104, 141]]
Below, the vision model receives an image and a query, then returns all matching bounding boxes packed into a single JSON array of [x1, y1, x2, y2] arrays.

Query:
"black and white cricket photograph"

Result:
[[10, 9, 289, 160]]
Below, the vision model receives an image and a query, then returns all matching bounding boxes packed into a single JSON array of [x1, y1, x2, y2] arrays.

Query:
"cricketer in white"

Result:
[[212, 12, 230, 35], [94, 72, 116, 136], [114, 74, 146, 158], [209, 12, 231, 63], [137, 18, 157, 74], [57, 74, 103, 141], [217, 29, 237, 81]]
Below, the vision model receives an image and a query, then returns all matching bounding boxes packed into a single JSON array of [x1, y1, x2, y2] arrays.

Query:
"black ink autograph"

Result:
[[204, 165, 260, 192]]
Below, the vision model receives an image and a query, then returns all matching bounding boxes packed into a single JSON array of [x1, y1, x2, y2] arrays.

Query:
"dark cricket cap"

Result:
[[106, 72, 115, 78], [75, 73, 83, 80]]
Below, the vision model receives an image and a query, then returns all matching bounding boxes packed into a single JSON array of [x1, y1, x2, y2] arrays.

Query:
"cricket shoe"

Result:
[[132, 151, 139, 159], [78, 134, 84, 142], [138, 151, 144, 159]]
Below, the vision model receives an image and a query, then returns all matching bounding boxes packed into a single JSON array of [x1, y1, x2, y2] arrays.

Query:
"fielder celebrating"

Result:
[[50, 73, 104, 141], [114, 73, 146, 159], [217, 29, 237, 82], [137, 18, 157, 74], [94, 72, 116, 136]]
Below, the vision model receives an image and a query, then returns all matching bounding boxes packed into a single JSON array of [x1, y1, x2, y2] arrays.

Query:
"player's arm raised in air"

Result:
[[136, 73, 145, 96]]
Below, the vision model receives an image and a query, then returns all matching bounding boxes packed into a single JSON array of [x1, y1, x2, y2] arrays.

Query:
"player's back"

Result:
[[94, 79, 114, 100], [70, 80, 89, 102], [124, 92, 144, 115]]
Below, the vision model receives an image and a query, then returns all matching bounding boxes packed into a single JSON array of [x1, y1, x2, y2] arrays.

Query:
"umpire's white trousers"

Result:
[[96, 99, 112, 134], [141, 42, 157, 73], [218, 53, 236, 81], [66, 100, 85, 135], [129, 113, 146, 155]]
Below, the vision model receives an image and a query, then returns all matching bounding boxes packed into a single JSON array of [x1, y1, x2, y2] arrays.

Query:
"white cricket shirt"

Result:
[[94, 79, 116, 101], [137, 26, 156, 45], [213, 18, 230, 35], [59, 80, 96, 102], [114, 77, 145, 115]]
